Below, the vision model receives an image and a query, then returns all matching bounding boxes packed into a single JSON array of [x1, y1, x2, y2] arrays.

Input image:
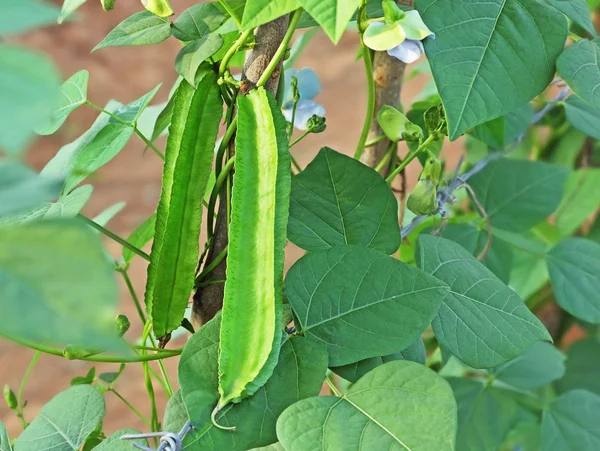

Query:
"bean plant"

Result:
[[2, 0, 600, 449]]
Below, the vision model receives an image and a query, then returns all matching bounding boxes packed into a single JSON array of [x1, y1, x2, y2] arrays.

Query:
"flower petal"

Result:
[[387, 39, 423, 64], [364, 21, 406, 51], [283, 100, 325, 130], [400, 10, 434, 41]]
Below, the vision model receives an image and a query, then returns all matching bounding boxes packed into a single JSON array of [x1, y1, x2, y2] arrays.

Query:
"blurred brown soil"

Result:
[[1, 0, 462, 438]]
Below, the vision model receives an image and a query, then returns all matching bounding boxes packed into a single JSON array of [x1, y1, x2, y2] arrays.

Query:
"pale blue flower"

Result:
[[282, 68, 325, 130]]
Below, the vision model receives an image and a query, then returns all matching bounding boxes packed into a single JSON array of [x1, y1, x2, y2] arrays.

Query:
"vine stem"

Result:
[[84, 101, 164, 161], [109, 389, 152, 427], [218, 0, 242, 29], [256, 9, 303, 88], [354, 37, 376, 159], [14, 351, 41, 428], [219, 30, 253, 77], [385, 134, 436, 184], [289, 130, 310, 148], [78, 214, 150, 262]]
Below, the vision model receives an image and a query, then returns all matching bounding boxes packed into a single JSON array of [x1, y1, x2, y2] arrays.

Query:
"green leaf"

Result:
[[242, 0, 299, 30], [14, 385, 105, 451], [564, 94, 600, 140], [173, 3, 226, 41], [0, 0, 59, 36], [419, 0, 567, 139], [448, 378, 519, 451], [417, 235, 551, 368], [0, 221, 121, 350], [468, 158, 568, 233], [36, 70, 89, 136], [559, 39, 600, 112], [547, 237, 600, 323], [64, 123, 134, 192], [431, 223, 514, 283], [490, 341, 565, 391], [277, 361, 457, 451], [297, 0, 360, 43], [59, 0, 87, 24], [109, 84, 161, 124], [0, 422, 11, 451], [0, 162, 62, 217], [557, 338, 600, 396], [542, 390, 600, 451], [249, 444, 286, 451], [288, 147, 400, 254], [145, 75, 222, 338], [94, 429, 148, 450], [176, 317, 328, 450], [0, 45, 60, 154], [505, 232, 550, 300], [331, 337, 426, 384], [93, 11, 171, 50], [501, 421, 542, 451], [548, 0, 597, 37], [92, 202, 125, 229], [149, 78, 183, 143], [123, 213, 156, 266], [175, 36, 224, 87], [470, 104, 534, 150], [555, 168, 600, 235], [285, 245, 448, 366], [0, 184, 92, 226]]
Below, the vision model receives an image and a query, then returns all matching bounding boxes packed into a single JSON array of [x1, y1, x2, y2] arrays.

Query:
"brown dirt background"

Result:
[[1, 0, 463, 439]]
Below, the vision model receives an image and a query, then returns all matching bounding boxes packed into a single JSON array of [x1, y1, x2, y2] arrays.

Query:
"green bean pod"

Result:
[[214, 88, 291, 424], [145, 74, 222, 339]]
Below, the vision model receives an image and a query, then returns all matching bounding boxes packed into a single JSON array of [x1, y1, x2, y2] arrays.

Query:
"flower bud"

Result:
[[100, 0, 115, 11], [407, 179, 437, 216], [141, 0, 173, 17], [115, 314, 130, 337], [307, 115, 327, 133], [4, 384, 18, 410]]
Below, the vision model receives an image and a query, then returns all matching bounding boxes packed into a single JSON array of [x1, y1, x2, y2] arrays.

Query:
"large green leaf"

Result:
[[175, 36, 224, 87], [0, 422, 11, 451], [176, 316, 328, 450], [331, 337, 426, 383], [419, 0, 567, 140], [173, 3, 226, 41], [542, 390, 600, 451], [470, 104, 533, 150], [93, 11, 171, 50], [558, 39, 600, 110], [0, 45, 60, 154], [0, 0, 59, 36], [0, 184, 92, 226], [547, 237, 600, 323], [109, 84, 161, 124], [0, 221, 121, 350], [417, 235, 551, 368], [277, 361, 457, 450], [431, 223, 513, 283], [288, 148, 400, 254], [564, 94, 600, 140], [36, 70, 89, 136], [555, 168, 600, 235], [468, 158, 568, 232], [242, 0, 299, 29], [285, 245, 448, 366], [557, 338, 600, 396], [549, 0, 597, 37], [94, 429, 148, 450], [298, 0, 360, 43], [490, 341, 565, 391], [14, 385, 105, 451], [448, 377, 519, 451], [0, 162, 62, 217]]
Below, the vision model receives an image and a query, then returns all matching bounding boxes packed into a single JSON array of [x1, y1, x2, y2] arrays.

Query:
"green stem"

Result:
[[385, 135, 436, 184], [215, 115, 238, 177], [85, 101, 164, 161], [196, 245, 228, 284], [375, 141, 397, 173], [15, 351, 41, 428], [141, 322, 159, 432], [256, 9, 303, 88], [78, 214, 151, 262], [325, 375, 342, 397], [290, 130, 310, 148], [207, 156, 236, 239], [365, 134, 386, 147], [119, 269, 146, 324], [290, 153, 302, 173], [110, 389, 152, 427], [354, 37, 376, 160], [219, 30, 253, 77], [218, 0, 242, 29]]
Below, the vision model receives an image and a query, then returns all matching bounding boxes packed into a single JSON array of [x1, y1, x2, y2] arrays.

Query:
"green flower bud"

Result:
[[407, 178, 437, 216], [424, 104, 447, 136], [382, 0, 406, 24], [377, 105, 423, 142], [100, 0, 115, 11], [4, 384, 18, 410], [141, 0, 173, 17], [115, 314, 130, 337], [291, 76, 300, 104], [421, 157, 442, 186], [63, 345, 101, 360], [307, 114, 327, 133]]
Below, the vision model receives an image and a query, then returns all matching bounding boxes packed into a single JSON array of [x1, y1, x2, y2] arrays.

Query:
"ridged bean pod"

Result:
[[213, 88, 291, 426], [145, 73, 222, 339]]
